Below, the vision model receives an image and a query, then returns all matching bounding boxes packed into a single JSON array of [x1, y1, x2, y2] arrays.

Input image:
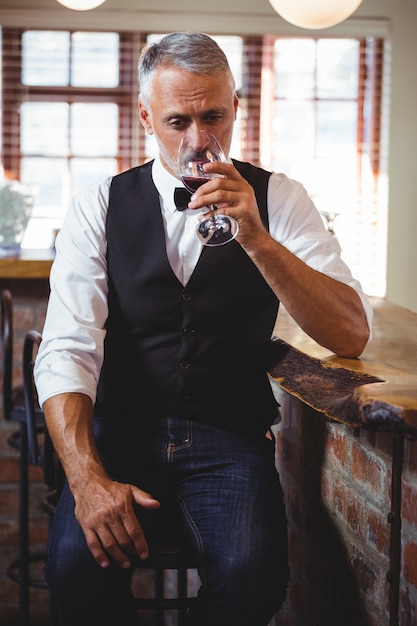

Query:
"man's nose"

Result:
[[187, 127, 209, 153]]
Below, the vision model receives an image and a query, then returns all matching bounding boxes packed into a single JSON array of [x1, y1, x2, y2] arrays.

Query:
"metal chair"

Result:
[[21, 329, 198, 626]]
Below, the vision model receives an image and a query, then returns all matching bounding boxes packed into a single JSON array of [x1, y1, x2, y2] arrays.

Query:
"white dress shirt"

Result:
[[34, 155, 373, 407]]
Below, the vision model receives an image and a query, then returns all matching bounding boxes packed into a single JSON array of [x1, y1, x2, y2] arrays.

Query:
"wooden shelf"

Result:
[[0, 248, 55, 279]]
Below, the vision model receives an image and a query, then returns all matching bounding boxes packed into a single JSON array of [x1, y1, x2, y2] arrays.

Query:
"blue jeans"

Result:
[[46, 416, 289, 625]]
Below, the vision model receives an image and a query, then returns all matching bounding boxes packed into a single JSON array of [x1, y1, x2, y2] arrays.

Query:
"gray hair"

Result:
[[138, 32, 235, 107]]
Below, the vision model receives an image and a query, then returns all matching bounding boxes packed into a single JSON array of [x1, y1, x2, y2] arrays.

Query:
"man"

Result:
[[35, 32, 372, 626]]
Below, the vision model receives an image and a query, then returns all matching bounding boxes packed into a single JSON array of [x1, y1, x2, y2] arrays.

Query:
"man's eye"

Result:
[[206, 115, 223, 124], [169, 119, 186, 128]]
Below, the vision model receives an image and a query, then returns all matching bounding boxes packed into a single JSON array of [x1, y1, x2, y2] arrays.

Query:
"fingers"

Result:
[[76, 483, 160, 569], [84, 525, 135, 569], [189, 168, 257, 225], [188, 162, 252, 209], [187, 162, 269, 246], [129, 486, 160, 560], [131, 486, 160, 511], [203, 161, 241, 180], [188, 176, 245, 211]]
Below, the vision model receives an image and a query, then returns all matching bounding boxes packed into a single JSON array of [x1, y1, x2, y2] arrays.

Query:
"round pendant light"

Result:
[[56, 0, 106, 10], [268, 0, 363, 29]]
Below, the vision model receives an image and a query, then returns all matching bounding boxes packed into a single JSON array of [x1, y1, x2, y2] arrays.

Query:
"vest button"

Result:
[[179, 361, 191, 370], [182, 327, 195, 336], [176, 393, 189, 403], [181, 292, 192, 303]]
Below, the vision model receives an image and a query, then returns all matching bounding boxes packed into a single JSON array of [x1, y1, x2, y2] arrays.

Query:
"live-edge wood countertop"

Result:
[[269, 297, 417, 438]]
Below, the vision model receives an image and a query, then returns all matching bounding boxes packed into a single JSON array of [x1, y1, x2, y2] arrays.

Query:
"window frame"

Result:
[[1, 28, 144, 180]]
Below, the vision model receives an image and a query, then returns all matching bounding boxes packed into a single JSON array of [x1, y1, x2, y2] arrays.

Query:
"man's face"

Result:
[[139, 66, 238, 178]]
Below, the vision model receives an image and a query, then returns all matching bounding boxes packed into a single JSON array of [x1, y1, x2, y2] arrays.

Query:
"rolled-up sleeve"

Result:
[[34, 179, 111, 407], [267, 172, 373, 333]]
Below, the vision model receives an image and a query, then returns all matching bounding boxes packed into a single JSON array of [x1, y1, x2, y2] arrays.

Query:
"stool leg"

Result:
[[155, 568, 165, 626], [177, 567, 188, 626], [19, 422, 30, 626]]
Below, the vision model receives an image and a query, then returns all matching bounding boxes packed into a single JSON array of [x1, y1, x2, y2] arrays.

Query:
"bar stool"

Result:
[[133, 545, 198, 626], [1, 289, 44, 429], [1, 288, 26, 446], [22, 329, 198, 626], [1, 292, 46, 626]]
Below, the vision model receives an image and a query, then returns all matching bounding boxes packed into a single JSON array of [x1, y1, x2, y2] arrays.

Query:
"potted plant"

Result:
[[0, 176, 34, 255]]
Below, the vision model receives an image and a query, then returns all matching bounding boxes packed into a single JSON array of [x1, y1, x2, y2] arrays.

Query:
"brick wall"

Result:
[[272, 387, 417, 626]]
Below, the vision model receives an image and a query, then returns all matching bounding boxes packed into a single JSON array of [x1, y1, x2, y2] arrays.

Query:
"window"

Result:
[[260, 36, 387, 297], [22, 31, 120, 88], [1, 29, 387, 296], [1, 29, 141, 247], [264, 38, 360, 201]]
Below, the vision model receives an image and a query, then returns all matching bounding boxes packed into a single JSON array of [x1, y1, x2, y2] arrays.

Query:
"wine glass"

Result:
[[320, 211, 340, 236], [178, 131, 239, 246]]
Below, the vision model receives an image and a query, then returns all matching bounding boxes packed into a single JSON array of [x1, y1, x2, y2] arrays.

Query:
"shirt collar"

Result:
[[152, 154, 184, 214]]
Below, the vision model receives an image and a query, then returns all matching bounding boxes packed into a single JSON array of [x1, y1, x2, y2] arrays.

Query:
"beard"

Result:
[[153, 133, 181, 179]]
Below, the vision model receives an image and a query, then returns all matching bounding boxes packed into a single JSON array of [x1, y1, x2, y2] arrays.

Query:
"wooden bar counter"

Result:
[[0, 248, 54, 280], [269, 297, 417, 438]]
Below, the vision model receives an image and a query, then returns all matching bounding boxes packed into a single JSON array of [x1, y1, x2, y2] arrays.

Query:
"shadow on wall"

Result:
[[273, 392, 374, 626]]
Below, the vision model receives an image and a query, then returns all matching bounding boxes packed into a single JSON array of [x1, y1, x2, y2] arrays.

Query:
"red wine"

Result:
[[182, 176, 210, 194]]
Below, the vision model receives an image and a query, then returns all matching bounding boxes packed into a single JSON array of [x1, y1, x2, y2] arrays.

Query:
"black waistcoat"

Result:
[[94, 159, 280, 437]]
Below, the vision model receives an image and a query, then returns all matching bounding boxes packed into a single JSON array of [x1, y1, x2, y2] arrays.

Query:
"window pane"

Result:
[[230, 108, 242, 160], [71, 103, 119, 156], [316, 101, 358, 157], [312, 156, 357, 213], [22, 31, 70, 86], [71, 32, 119, 87], [20, 102, 69, 156], [20, 157, 69, 218], [271, 101, 315, 187], [22, 218, 62, 249], [212, 35, 243, 91], [316, 39, 359, 99], [274, 39, 316, 99], [273, 100, 315, 150], [71, 158, 118, 195]]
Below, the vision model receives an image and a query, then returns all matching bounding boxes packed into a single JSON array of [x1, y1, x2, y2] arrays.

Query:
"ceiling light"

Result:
[[56, 0, 106, 10], [268, 0, 363, 29]]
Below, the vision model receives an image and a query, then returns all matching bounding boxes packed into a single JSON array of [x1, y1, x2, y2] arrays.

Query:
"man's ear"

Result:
[[139, 101, 153, 135], [233, 93, 239, 121]]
